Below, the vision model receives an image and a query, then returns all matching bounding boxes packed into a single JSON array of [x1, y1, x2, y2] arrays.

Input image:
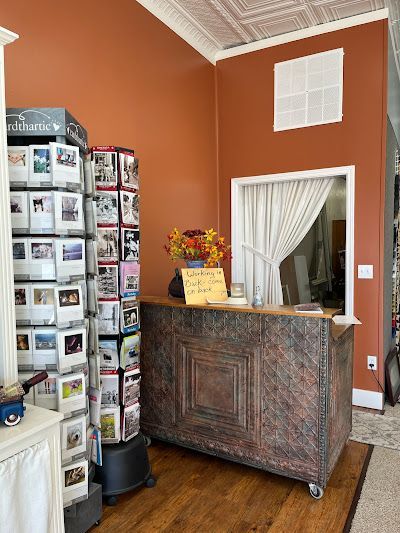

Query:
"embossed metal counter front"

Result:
[[140, 302, 353, 489]]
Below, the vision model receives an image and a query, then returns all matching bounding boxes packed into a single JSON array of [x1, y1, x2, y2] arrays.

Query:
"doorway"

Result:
[[231, 166, 355, 317]]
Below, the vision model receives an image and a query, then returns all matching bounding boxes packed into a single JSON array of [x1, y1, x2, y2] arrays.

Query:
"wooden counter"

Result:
[[139, 297, 353, 497]]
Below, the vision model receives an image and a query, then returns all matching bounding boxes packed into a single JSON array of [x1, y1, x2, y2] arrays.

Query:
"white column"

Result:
[[0, 27, 19, 387]]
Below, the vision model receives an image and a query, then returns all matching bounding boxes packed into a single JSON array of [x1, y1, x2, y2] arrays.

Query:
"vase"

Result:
[[186, 260, 206, 268], [168, 268, 185, 298]]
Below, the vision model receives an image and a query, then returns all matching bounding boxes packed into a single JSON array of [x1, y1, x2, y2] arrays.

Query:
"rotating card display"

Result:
[[7, 117, 91, 508], [89, 145, 141, 445]]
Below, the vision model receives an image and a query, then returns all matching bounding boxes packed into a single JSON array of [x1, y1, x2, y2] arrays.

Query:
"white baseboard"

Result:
[[352, 388, 384, 410]]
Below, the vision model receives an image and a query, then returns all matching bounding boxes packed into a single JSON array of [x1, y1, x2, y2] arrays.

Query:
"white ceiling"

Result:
[[136, 0, 400, 63]]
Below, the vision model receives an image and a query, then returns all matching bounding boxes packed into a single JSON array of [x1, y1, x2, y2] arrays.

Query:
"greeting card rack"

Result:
[[7, 108, 92, 510], [88, 145, 155, 504], [86, 146, 142, 448]]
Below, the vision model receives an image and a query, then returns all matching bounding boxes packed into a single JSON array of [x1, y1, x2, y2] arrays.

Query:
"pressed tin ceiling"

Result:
[[136, 0, 400, 63]]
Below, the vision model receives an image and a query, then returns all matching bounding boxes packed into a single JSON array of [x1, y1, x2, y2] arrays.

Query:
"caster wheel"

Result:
[[143, 435, 152, 447], [106, 495, 118, 506], [145, 476, 156, 488], [95, 520, 101, 526], [309, 483, 324, 500]]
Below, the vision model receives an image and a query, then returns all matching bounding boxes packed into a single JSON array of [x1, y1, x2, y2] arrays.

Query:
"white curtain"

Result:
[[0, 440, 52, 533], [243, 178, 334, 304]]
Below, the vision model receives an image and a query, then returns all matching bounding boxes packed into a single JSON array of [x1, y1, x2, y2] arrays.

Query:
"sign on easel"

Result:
[[181, 268, 228, 305]]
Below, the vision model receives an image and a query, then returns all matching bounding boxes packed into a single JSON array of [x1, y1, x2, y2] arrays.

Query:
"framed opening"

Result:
[[231, 166, 355, 317]]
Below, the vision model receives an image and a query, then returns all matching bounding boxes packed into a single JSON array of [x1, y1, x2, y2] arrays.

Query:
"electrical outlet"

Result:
[[367, 355, 377, 371]]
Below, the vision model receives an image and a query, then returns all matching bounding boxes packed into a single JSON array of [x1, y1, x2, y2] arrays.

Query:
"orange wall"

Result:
[[0, 0, 218, 296], [216, 21, 388, 393]]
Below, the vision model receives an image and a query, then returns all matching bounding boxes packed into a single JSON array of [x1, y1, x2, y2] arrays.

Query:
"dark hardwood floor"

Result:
[[94, 439, 369, 532]]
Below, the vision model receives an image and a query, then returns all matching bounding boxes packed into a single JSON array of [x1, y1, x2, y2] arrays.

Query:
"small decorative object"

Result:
[[252, 286, 264, 309], [231, 283, 245, 298], [0, 371, 48, 426], [385, 348, 400, 407], [165, 228, 231, 268]]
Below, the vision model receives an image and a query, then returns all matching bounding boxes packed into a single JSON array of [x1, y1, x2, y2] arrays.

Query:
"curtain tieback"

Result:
[[242, 243, 281, 268]]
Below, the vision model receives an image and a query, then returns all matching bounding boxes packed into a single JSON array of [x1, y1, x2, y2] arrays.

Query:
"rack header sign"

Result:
[[6, 108, 88, 152]]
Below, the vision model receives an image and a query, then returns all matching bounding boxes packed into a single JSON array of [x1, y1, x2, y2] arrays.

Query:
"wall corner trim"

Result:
[[0, 26, 18, 46], [352, 388, 384, 410], [215, 8, 389, 63]]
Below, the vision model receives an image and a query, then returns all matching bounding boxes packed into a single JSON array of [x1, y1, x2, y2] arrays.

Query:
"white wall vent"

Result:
[[274, 48, 344, 132]]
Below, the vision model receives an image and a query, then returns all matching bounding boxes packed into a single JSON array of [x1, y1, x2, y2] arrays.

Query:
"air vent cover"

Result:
[[274, 48, 343, 132]]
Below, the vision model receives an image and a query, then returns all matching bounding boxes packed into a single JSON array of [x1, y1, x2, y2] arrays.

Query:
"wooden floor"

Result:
[[94, 439, 369, 533]]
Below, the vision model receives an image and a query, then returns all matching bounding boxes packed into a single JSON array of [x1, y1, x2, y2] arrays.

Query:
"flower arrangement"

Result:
[[164, 228, 231, 268]]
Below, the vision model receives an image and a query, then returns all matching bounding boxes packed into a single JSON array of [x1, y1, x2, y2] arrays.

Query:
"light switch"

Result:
[[358, 265, 373, 279]]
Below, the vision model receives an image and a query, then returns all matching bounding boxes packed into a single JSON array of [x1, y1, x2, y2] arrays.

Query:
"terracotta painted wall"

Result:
[[0, 0, 218, 296], [216, 21, 388, 394]]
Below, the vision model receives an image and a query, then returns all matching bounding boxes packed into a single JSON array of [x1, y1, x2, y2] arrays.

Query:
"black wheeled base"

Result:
[[94, 432, 156, 505]]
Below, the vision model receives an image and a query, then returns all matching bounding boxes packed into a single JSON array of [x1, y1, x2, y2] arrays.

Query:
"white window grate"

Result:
[[274, 48, 344, 132]]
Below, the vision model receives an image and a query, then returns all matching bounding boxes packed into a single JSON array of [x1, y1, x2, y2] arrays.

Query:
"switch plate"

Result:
[[358, 265, 373, 279], [367, 355, 377, 371]]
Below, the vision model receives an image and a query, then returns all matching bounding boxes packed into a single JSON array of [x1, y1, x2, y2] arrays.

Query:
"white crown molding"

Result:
[[136, 0, 219, 64], [0, 26, 19, 46], [216, 8, 389, 62]]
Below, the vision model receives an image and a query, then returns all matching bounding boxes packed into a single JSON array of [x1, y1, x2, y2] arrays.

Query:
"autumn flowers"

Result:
[[164, 228, 231, 268]]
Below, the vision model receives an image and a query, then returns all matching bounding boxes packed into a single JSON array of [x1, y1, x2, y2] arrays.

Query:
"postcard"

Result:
[[12, 238, 30, 278], [57, 372, 86, 415], [119, 152, 139, 190], [122, 402, 140, 442], [14, 284, 31, 322], [99, 339, 119, 372], [98, 301, 119, 335], [86, 279, 99, 314], [55, 238, 85, 281], [96, 191, 118, 226], [54, 191, 84, 234], [120, 190, 139, 226], [93, 149, 118, 190], [100, 407, 120, 444], [60, 414, 87, 464], [120, 297, 140, 334], [89, 387, 101, 427], [122, 370, 140, 407], [97, 227, 118, 263], [35, 372, 58, 410], [18, 372, 35, 405], [100, 374, 119, 407], [120, 333, 140, 371], [50, 142, 80, 188], [28, 145, 51, 185], [10, 191, 29, 231], [88, 316, 99, 354], [57, 327, 87, 374], [121, 228, 139, 261], [88, 353, 100, 390], [16, 328, 33, 368], [55, 285, 84, 326], [62, 459, 88, 506], [32, 327, 57, 370], [120, 261, 140, 297], [84, 198, 96, 236], [85, 239, 98, 276], [8, 146, 29, 185], [28, 238, 55, 280], [29, 191, 54, 232], [30, 283, 56, 324], [98, 264, 119, 300], [83, 158, 95, 195]]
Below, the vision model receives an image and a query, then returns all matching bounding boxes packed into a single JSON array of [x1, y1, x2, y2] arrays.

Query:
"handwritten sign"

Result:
[[181, 268, 228, 305]]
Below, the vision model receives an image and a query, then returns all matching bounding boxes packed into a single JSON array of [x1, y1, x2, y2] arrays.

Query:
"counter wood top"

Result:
[[139, 296, 340, 319]]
